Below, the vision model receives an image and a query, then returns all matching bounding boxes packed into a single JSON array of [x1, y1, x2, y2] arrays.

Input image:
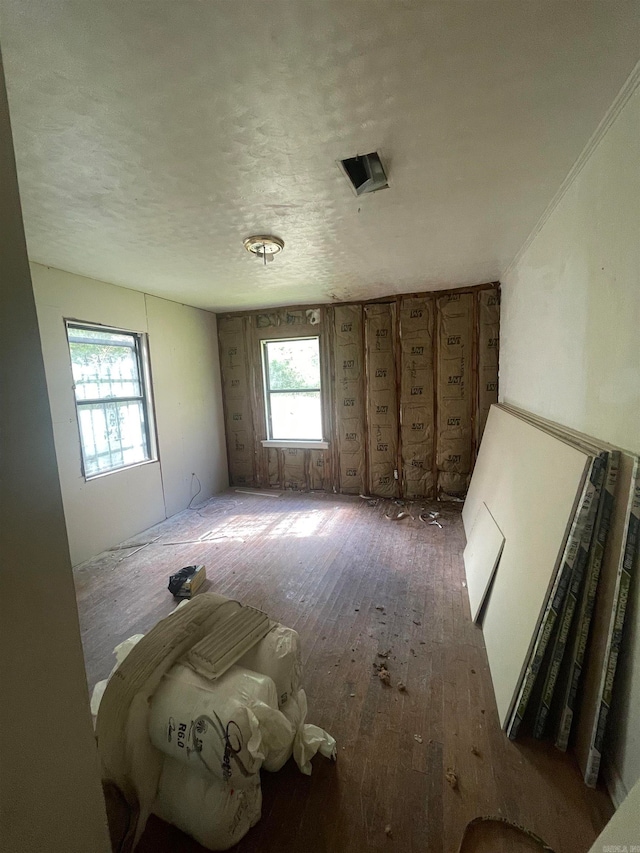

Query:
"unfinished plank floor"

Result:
[[74, 490, 613, 853]]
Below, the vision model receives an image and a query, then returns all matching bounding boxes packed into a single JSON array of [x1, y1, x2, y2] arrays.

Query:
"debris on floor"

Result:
[[445, 768, 458, 789], [375, 664, 391, 685], [471, 746, 481, 757], [384, 824, 392, 837], [377, 649, 391, 659], [414, 734, 423, 744], [397, 681, 406, 692]]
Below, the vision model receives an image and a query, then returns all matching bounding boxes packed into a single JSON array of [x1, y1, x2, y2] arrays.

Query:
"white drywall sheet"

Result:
[[465, 405, 590, 728], [463, 502, 505, 622]]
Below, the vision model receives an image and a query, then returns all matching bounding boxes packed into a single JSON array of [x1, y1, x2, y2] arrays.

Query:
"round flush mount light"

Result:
[[243, 235, 284, 264]]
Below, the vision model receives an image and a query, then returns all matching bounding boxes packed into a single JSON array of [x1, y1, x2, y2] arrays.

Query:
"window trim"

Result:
[[65, 320, 158, 480], [261, 336, 324, 443]]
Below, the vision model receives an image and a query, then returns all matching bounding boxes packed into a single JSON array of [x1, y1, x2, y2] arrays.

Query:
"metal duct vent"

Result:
[[339, 152, 389, 196]]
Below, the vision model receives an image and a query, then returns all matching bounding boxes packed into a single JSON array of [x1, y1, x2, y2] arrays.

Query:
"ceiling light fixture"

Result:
[[243, 235, 285, 265]]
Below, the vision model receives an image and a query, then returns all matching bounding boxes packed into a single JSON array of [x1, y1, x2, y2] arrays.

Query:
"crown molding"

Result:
[[502, 60, 640, 280]]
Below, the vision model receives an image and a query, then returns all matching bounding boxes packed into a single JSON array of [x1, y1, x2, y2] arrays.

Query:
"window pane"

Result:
[[270, 391, 322, 440], [68, 327, 142, 400], [77, 400, 149, 476], [266, 339, 320, 390]]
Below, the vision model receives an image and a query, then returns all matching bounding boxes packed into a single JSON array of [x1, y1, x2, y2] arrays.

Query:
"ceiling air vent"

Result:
[[339, 151, 389, 196]]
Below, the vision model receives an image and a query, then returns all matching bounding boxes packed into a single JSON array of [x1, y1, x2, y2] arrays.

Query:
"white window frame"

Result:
[[65, 320, 158, 480], [260, 336, 327, 448]]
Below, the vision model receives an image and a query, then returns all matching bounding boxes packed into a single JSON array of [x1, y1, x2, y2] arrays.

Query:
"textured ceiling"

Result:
[[1, 1, 639, 312]]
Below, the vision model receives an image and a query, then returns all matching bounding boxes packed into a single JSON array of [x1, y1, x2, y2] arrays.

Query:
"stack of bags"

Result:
[[92, 595, 336, 850]]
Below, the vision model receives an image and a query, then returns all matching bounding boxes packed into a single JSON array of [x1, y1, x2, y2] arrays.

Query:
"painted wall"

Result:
[[499, 78, 640, 801], [500, 83, 640, 452], [0, 53, 111, 852], [588, 776, 640, 852], [32, 263, 228, 565]]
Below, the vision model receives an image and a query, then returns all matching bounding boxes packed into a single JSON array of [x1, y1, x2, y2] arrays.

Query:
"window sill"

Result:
[[84, 457, 158, 482], [261, 440, 329, 450]]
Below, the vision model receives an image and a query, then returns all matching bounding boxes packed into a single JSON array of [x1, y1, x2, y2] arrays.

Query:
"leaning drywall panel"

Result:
[[467, 405, 590, 728], [436, 292, 474, 496], [606, 461, 640, 799], [530, 454, 606, 740], [576, 455, 640, 787], [218, 316, 255, 487], [365, 302, 399, 498], [334, 304, 366, 495], [556, 450, 620, 751], [399, 296, 435, 498], [463, 501, 505, 623]]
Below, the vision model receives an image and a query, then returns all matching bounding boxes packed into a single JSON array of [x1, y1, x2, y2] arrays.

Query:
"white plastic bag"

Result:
[[153, 756, 262, 851], [237, 625, 302, 708], [292, 689, 337, 776], [261, 689, 303, 772], [148, 664, 292, 786]]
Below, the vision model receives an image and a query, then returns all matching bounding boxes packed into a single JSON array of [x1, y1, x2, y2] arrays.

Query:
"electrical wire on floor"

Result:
[[187, 472, 203, 511]]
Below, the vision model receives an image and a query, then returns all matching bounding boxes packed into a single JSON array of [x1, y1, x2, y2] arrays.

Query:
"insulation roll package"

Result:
[[236, 624, 302, 708], [148, 663, 293, 786], [152, 756, 262, 851]]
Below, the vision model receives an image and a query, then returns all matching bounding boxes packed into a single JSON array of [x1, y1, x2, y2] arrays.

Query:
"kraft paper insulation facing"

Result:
[[436, 292, 474, 497], [399, 296, 435, 499], [365, 302, 399, 498], [218, 316, 255, 488], [334, 303, 367, 495], [217, 284, 499, 498], [476, 289, 500, 445]]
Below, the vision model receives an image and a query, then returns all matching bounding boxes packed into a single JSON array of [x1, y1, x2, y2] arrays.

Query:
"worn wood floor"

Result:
[[74, 490, 613, 853]]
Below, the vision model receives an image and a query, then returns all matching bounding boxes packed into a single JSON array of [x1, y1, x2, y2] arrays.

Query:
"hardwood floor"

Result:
[[74, 490, 613, 852]]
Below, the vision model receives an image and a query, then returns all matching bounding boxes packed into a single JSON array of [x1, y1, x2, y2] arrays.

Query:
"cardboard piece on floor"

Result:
[[575, 455, 640, 787], [465, 405, 590, 729], [463, 501, 505, 623]]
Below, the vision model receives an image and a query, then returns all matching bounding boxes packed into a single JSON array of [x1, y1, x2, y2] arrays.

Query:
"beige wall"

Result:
[[588, 776, 640, 852], [0, 53, 111, 853], [500, 78, 640, 802], [500, 83, 640, 453], [32, 263, 228, 565]]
